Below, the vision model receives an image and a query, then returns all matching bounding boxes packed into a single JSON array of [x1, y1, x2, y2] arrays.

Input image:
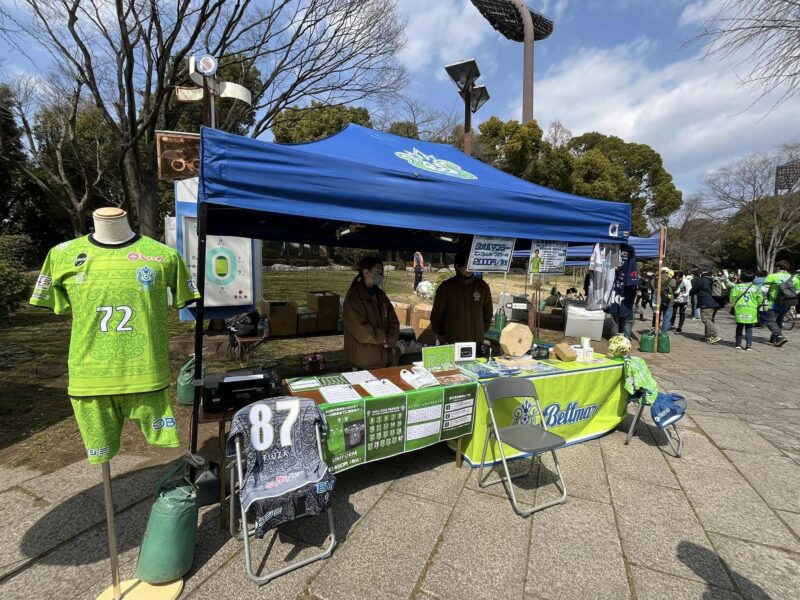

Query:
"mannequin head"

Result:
[[92, 207, 135, 244]]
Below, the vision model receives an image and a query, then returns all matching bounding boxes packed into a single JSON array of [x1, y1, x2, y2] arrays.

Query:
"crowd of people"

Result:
[[637, 260, 800, 349]]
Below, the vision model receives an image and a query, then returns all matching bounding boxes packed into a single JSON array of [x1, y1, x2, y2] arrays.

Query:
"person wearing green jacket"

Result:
[[729, 272, 764, 351], [763, 260, 800, 347]]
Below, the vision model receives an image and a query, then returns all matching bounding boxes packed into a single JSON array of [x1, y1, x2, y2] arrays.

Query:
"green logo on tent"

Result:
[[395, 148, 477, 180]]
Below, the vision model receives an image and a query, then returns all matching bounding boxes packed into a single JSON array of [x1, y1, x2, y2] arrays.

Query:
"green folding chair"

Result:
[[478, 377, 568, 517]]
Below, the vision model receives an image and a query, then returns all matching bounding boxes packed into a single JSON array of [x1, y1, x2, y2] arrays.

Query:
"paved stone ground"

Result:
[[1, 311, 799, 599]]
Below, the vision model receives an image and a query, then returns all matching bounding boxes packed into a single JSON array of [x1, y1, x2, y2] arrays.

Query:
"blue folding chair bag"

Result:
[[651, 393, 686, 429]]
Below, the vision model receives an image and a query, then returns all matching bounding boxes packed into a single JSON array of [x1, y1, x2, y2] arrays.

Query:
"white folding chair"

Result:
[[478, 377, 568, 517]]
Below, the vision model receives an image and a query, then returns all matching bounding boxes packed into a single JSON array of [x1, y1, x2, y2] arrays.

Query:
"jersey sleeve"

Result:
[[29, 249, 71, 315], [170, 252, 201, 309]]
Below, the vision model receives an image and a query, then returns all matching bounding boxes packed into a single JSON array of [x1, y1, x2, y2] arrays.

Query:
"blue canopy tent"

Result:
[[198, 125, 630, 247], [188, 125, 632, 452]]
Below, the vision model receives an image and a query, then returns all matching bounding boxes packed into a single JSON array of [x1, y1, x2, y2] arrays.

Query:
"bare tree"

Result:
[[702, 144, 800, 271], [373, 95, 459, 142], [694, 1, 800, 105], [545, 119, 572, 148], [4, 0, 406, 236], [667, 193, 724, 269], [7, 76, 116, 236]]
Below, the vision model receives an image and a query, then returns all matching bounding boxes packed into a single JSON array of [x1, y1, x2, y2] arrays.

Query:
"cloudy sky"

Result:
[[2, 0, 798, 196], [396, 0, 800, 194]]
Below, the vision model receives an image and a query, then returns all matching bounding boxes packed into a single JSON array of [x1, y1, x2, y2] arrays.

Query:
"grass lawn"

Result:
[[0, 268, 580, 470]]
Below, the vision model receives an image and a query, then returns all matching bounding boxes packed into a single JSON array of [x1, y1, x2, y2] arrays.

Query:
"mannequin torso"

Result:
[[92, 207, 136, 245]]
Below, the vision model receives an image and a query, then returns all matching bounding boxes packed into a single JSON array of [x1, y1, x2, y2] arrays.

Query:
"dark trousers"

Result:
[[765, 308, 787, 340], [671, 303, 687, 330], [735, 323, 754, 348], [413, 268, 423, 290]]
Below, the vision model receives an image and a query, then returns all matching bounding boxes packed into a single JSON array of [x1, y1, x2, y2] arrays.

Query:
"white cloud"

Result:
[[539, 0, 571, 22], [396, 0, 496, 74], [678, 0, 724, 28], [521, 38, 800, 192]]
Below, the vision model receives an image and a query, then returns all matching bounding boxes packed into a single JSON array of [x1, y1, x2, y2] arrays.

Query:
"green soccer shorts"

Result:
[[70, 388, 180, 464]]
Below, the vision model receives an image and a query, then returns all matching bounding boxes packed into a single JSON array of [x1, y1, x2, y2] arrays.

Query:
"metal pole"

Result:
[[511, 0, 535, 122], [101, 463, 122, 600], [654, 225, 666, 334], [191, 201, 208, 455], [463, 87, 473, 156]]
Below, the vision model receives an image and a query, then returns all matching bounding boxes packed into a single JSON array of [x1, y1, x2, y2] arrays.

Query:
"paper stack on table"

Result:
[[320, 384, 363, 404], [360, 378, 404, 397], [342, 370, 376, 385]]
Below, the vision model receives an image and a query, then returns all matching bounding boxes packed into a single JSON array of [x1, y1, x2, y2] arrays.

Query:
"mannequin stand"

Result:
[[96, 462, 183, 600]]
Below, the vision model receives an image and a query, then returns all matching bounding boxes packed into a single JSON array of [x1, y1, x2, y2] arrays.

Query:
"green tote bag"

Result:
[[135, 460, 198, 584]]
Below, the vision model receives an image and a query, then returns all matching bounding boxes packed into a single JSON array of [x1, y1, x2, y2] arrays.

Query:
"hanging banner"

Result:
[[528, 240, 568, 274], [467, 236, 515, 272]]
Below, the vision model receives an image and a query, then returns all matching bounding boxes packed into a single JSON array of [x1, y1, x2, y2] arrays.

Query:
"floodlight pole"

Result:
[[463, 87, 473, 156], [510, 0, 535, 122]]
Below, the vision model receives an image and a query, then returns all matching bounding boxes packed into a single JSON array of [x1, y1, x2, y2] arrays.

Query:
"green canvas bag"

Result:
[[177, 355, 203, 406], [135, 460, 198, 584]]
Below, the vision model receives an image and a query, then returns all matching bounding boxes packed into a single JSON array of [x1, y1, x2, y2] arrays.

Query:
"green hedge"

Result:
[[0, 234, 36, 268], [0, 260, 31, 316]]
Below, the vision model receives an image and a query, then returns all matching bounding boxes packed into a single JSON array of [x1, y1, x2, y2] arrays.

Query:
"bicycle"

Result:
[[785, 305, 796, 331]]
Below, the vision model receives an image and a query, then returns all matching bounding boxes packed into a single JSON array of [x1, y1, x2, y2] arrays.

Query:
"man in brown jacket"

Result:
[[343, 257, 400, 370], [431, 250, 493, 352]]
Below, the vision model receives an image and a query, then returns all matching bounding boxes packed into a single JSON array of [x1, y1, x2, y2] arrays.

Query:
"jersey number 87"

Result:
[[249, 399, 301, 451]]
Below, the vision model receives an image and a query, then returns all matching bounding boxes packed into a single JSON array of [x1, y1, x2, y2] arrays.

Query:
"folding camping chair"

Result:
[[478, 377, 568, 517], [228, 406, 336, 585], [625, 392, 685, 458]]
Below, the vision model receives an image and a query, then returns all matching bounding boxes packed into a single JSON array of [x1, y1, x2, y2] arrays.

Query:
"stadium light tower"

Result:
[[470, 0, 554, 123], [445, 59, 490, 156]]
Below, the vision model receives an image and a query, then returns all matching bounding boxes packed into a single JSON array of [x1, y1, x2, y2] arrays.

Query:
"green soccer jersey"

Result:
[[764, 271, 800, 308], [30, 234, 200, 396], [729, 283, 763, 324]]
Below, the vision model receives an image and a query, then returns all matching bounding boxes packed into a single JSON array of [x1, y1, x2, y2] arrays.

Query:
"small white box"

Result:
[[564, 301, 606, 341]]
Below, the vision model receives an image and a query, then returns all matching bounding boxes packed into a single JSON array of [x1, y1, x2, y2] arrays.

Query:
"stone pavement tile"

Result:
[[526, 497, 629, 600], [663, 429, 737, 472], [710, 533, 800, 600], [389, 444, 469, 507], [421, 488, 529, 600], [83, 463, 166, 512], [19, 454, 147, 505], [0, 498, 151, 600], [777, 511, 800, 539], [724, 450, 800, 512], [536, 442, 610, 505], [186, 533, 325, 600], [278, 461, 399, 546], [0, 465, 42, 492], [309, 490, 450, 600], [631, 566, 742, 600], [747, 421, 800, 453], [463, 453, 541, 504], [600, 429, 680, 489], [608, 477, 732, 589], [182, 516, 244, 596], [0, 488, 105, 578], [691, 415, 782, 455], [670, 461, 800, 553]]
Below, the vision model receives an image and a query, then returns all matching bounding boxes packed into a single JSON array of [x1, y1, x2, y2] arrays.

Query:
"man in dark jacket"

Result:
[[431, 250, 493, 352], [689, 269, 721, 344]]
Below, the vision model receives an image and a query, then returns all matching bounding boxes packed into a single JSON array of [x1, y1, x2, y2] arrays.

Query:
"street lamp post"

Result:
[[445, 59, 490, 156]]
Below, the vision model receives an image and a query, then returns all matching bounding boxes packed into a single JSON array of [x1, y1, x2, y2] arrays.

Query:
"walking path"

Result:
[[1, 311, 798, 599]]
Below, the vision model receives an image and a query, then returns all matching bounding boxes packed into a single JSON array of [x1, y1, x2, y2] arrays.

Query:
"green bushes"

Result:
[[0, 235, 36, 268], [0, 260, 31, 316]]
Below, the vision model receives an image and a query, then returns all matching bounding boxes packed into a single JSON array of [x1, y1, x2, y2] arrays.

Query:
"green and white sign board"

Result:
[[422, 344, 456, 372], [321, 383, 477, 473]]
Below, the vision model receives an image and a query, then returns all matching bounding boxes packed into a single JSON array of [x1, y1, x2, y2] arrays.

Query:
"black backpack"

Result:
[[776, 274, 799, 309], [225, 310, 260, 337]]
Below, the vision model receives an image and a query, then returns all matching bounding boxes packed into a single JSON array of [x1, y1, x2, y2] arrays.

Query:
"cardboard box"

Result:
[[265, 301, 298, 336], [391, 302, 413, 326], [554, 342, 577, 362], [297, 306, 319, 334], [308, 291, 340, 330], [412, 304, 436, 345]]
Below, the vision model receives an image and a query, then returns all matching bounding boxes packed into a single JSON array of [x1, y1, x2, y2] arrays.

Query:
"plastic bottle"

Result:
[[257, 318, 265, 339], [494, 308, 508, 330], [263, 317, 270, 339], [337, 313, 344, 333]]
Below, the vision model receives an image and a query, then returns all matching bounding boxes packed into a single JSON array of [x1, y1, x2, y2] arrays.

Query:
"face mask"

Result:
[[372, 273, 385, 287]]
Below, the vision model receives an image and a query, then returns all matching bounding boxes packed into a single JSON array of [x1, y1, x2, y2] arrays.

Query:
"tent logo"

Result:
[[395, 148, 477, 180]]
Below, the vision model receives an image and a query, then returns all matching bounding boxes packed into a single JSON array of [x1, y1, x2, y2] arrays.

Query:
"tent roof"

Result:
[[513, 233, 661, 263], [198, 125, 631, 249]]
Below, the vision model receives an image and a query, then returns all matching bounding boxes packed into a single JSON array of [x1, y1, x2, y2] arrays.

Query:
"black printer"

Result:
[[202, 368, 282, 413]]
